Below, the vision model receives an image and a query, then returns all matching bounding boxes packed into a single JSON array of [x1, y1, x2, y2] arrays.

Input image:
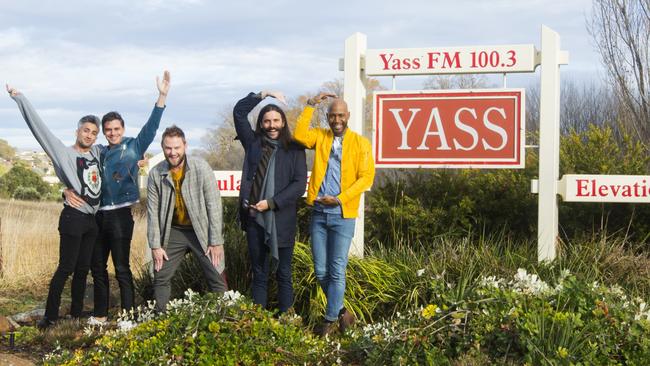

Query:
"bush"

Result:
[[0, 163, 52, 199], [366, 125, 650, 247], [12, 186, 41, 201], [47, 244, 650, 365]]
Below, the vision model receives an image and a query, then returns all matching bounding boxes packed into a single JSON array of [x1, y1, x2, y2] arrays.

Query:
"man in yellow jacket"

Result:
[[293, 93, 375, 336]]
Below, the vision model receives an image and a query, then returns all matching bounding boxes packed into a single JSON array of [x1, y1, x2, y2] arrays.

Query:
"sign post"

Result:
[[343, 33, 368, 258], [344, 26, 569, 262], [537, 26, 569, 261]]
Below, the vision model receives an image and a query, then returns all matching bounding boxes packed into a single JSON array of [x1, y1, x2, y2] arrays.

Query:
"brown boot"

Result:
[[314, 320, 336, 337], [338, 308, 356, 333]]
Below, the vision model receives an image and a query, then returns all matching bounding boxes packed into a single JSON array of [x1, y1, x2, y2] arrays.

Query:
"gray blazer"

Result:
[[147, 156, 224, 251]]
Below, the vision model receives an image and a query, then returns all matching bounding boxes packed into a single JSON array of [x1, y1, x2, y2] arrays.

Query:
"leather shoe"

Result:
[[338, 308, 355, 333]]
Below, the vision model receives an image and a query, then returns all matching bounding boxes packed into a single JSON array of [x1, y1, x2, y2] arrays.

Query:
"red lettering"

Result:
[[576, 179, 590, 196], [412, 58, 421, 69], [598, 185, 609, 196], [442, 52, 461, 69], [380, 53, 393, 70], [622, 185, 632, 197], [427, 52, 440, 69], [609, 185, 620, 196]]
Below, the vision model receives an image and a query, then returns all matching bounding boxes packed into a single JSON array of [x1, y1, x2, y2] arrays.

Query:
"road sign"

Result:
[[373, 89, 525, 168]]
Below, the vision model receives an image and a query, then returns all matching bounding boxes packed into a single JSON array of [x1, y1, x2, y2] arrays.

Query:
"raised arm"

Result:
[[135, 71, 170, 155], [6, 84, 69, 166], [293, 92, 336, 149], [233, 90, 286, 148]]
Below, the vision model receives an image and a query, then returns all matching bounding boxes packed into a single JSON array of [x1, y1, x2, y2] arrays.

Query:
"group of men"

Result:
[[7, 77, 375, 336]]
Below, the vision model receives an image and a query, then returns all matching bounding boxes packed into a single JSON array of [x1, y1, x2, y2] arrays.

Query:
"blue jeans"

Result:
[[310, 211, 355, 321]]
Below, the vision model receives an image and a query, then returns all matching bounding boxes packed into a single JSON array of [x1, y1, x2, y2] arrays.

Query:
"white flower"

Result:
[[511, 268, 550, 295], [222, 290, 243, 306], [416, 269, 425, 277], [117, 320, 136, 332]]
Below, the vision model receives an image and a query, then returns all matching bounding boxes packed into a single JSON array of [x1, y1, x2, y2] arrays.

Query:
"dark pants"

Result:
[[44, 206, 98, 321], [246, 222, 294, 312], [153, 227, 227, 312], [91, 207, 135, 317]]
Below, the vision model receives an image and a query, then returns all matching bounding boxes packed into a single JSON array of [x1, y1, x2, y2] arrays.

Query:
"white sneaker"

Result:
[[87, 316, 107, 326]]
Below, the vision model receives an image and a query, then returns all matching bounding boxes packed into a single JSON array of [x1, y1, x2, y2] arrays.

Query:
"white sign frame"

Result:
[[343, 26, 568, 261]]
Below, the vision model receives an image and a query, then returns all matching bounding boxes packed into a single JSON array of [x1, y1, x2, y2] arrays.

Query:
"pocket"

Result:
[[58, 212, 80, 235]]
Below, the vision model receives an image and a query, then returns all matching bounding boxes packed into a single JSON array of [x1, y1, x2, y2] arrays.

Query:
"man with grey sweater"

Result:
[[147, 125, 227, 312], [6, 84, 104, 329]]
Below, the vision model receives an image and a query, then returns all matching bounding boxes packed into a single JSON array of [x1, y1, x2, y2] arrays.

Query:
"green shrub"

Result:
[[367, 125, 650, 247], [45, 291, 339, 366], [0, 163, 52, 199], [12, 185, 41, 200]]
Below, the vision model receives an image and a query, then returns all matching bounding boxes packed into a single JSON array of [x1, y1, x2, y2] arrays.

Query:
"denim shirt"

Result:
[[100, 105, 164, 208], [315, 136, 343, 215]]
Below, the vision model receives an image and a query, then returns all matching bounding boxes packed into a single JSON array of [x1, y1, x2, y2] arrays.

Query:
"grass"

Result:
[[0, 199, 150, 314], [2, 199, 650, 363]]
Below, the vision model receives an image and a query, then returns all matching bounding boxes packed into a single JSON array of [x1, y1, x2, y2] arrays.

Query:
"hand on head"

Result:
[[262, 90, 287, 105], [307, 92, 337, 106]]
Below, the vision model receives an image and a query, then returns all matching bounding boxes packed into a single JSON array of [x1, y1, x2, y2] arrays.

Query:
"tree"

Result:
[[0, 163, 51, 199], [422, 74, 491, 90], [0, 139, 15, 160], [588, 0, 650, 141]]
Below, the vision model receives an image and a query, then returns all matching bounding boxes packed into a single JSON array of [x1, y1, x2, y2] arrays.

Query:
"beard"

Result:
[[166, 153, 186, 169]]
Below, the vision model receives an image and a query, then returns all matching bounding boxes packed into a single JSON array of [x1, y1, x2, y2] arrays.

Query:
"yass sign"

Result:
[[373, 89, 525, 168]]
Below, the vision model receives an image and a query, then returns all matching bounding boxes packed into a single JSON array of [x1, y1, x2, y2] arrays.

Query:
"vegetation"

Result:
[[0, 163, 58, 200]]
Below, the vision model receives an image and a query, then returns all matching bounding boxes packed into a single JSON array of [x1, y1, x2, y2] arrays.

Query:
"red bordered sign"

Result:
[[373, 89, 525, 168]]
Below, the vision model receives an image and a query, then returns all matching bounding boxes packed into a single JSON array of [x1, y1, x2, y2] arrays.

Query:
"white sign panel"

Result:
[[365, 44, 537, 76], [213, 171, 310, 197], [558, 174, 650, 203]]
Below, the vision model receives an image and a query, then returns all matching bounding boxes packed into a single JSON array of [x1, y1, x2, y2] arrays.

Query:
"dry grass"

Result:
[[0, 199, 149, 291]]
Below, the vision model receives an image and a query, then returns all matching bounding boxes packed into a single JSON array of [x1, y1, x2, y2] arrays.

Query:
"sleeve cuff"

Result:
[[267, 198, 276, 210]]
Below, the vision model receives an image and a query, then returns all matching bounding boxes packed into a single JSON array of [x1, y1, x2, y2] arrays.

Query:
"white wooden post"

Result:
[[343, 32, 367, 258], [537, 25, 569, 262]]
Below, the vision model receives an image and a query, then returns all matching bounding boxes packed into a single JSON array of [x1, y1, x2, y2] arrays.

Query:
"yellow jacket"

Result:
[[293, 106, 375, 218]]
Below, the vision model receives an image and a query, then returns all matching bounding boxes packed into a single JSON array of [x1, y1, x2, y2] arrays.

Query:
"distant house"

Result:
[[42, 175, 60, 185]]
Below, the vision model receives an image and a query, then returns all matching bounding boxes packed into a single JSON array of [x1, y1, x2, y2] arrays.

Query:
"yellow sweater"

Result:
[[293, 106, 375, 218]]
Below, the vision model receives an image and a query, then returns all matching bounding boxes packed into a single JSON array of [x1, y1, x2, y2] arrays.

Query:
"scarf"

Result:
[[255, 136, 280, 269]]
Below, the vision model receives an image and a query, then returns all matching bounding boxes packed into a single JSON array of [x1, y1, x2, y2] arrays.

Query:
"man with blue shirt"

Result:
[[66, 71, 170, 324], [293, 93, 375, 336]]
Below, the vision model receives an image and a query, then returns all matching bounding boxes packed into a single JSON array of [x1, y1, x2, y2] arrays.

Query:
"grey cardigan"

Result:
[[147, 156, 224, 251]]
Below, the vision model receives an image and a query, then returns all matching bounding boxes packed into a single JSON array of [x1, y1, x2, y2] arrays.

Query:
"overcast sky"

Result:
[[0, 0, 599, 151]]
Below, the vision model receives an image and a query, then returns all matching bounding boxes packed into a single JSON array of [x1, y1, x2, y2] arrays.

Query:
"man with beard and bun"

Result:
[[6, 84, 104, 329], [293, 93, 375, 336], [146, 125, 227, 312], [65, 71, 170, 325], [233, 91, 307, 314]]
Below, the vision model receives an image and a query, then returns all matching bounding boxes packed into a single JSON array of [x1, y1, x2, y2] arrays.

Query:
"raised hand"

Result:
[[156, 70, 171, 96], [307, 92, 337, 106], [5, 84, 19, 97], [262, 90, 287, 105]]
